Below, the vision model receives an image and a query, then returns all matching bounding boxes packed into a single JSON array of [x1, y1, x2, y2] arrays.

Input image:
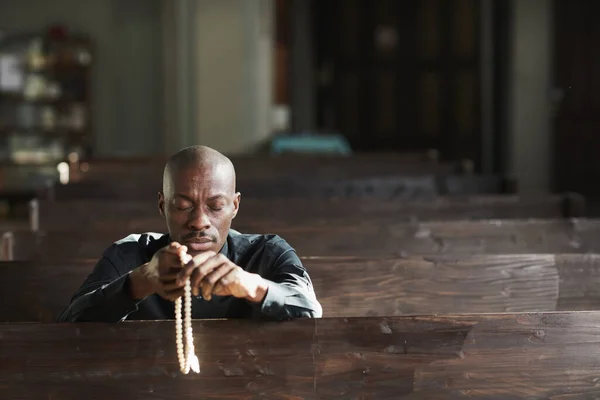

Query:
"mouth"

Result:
[[184, 237, 214, 252]]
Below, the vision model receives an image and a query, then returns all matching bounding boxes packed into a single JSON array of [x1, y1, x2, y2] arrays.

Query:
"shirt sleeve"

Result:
[[257, 246, 323, 320], [56, 254, 143, 323]]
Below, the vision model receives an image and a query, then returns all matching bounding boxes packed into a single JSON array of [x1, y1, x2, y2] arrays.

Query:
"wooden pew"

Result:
[[62, 153, 461, 189], [0, 153, 488, 209], [230, 218, 600, 257], [0, 174, 55, 211], [0, 153, 465, 206], [21, 150, 513, 201], [238, 174, 517, 199], [50, 173, 516, 201], [44, 153, 503, 200], [78, 152, 462, 180], [2, 254, 599, 323], [22, 194, 585, 233], [3, 218, 600, 260], [2, 312, 600, 398]]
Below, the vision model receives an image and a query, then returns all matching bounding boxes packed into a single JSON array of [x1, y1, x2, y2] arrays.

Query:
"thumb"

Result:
[[180, 250, 192, 265]]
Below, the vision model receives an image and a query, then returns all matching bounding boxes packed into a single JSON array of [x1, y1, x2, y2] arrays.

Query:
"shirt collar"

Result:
[[219, 234, 230, 258]]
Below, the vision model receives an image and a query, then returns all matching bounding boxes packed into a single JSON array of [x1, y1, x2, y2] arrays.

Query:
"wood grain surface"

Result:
[[27, 194, 585, 232], [2, 254, 600, 322], [2, 313, 600, 399], [3, 218, 600, 260]]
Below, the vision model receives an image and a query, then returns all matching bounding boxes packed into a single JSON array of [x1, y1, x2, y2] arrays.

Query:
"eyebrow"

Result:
[[207, 194, 228, 201], [173, 194, 228, 201]]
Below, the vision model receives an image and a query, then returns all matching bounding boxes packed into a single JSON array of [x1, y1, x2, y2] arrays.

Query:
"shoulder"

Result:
[[227, 229, 299, 266], [229, 229, 294, 253], [101, 232, 170, 271]]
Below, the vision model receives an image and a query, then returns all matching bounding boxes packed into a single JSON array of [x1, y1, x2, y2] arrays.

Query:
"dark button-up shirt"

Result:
[[57, 230, 322, 322]]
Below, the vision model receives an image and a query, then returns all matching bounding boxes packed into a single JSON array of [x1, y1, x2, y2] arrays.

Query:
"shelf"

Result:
[[0, 30, 93, 160], [0, 92, 86, 106], [0, 127, 86, 137], [25, 62, 89, 73]]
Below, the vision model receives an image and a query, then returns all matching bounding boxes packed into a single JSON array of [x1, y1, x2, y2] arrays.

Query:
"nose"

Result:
[[187, 207, 211, 231]]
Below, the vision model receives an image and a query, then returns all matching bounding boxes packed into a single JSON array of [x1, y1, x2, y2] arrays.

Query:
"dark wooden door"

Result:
[[553, 0, 600, 197], [314, 0, 481, 164]]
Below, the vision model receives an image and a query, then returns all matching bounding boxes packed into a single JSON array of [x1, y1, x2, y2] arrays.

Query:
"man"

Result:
[[57, 146, 322, 322]]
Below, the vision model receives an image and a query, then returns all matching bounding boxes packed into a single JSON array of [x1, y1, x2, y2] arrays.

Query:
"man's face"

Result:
[[158, 164, 240, 256]]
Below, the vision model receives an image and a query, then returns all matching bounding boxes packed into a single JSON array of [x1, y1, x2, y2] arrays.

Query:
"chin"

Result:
[[188, 248, 216, 256]]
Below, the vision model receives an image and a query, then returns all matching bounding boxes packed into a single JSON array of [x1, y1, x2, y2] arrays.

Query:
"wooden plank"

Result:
[[27, 194, 586, 232], [250, 218, 600, 256], [0, 154, 461, 203], [82, 152, 451, 173], [50, 174, 514, 201], [3, 219, 600, 260], [5, 253, 600, 323], [556, 253, 600, 310], [71, 154, 459, 185], [2, 312, 600, 398], [237, 175, 511, 198], [0, 154, 489, 203]]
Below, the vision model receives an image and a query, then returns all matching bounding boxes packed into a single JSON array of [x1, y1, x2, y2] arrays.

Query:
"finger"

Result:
[[170, 244, 191, 265], [162, 287, 185, 302], [158, 270, 184, 282], [166, 242, 184, 252], [177, 251, 216, 282], [162, 252, 191, 275], [217, 269, 237, 288], [158, 269, 185, 289], [175, 245, 188, 262], [180, 251, 192, 265], [188, 254, 228, 291], [164, 242, 189, 260], [207, 268, 237, 298], [162, 279, 184, 291], [168, 265, 187, 276], [157, 262, 184, 279], [158, 245, 188, 269], [198, 263, 235, 299]]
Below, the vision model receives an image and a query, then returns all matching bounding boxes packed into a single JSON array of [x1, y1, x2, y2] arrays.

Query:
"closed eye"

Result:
[[173, 202, 194, 211]]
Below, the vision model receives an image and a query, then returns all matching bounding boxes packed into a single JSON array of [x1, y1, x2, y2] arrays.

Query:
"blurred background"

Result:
[[0, 0, 595, 202]]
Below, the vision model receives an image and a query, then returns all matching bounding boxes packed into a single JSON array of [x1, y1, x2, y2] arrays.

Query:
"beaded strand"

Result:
[[175, 278, 200, 374]]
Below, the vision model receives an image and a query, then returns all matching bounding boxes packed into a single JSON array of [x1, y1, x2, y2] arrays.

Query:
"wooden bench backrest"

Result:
[[51, 175, 515, 201], [1, 254, 598, 322], [2, 219, 600, 260], [81, 152, 457, 178], [0, 154, 463, 202], [26, 194, 585, 232]]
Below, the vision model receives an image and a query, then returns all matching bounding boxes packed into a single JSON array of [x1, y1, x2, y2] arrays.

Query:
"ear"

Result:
[[158, 191, 166, 218], [232, 192, 241, 219]]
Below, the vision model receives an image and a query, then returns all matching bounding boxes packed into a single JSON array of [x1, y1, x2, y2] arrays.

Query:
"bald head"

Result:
[[162, 145, 236, 197], [159, 146, 240, 254]]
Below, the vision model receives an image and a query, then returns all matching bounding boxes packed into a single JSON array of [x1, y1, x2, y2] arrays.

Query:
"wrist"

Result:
[[244, 274, 269, 303], [127, 264, 155, 300]]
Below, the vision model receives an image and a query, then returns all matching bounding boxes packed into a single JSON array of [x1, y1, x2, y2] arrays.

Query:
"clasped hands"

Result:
[[130, 242, 268, 303]]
